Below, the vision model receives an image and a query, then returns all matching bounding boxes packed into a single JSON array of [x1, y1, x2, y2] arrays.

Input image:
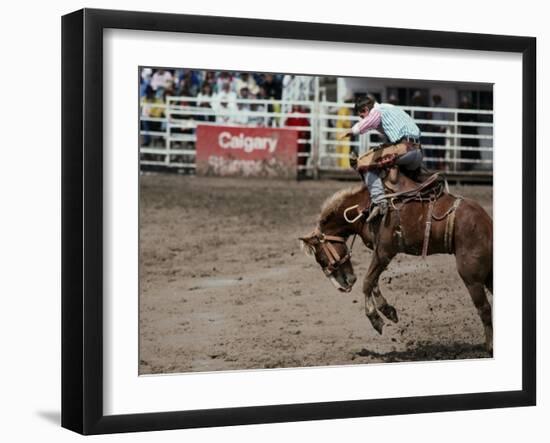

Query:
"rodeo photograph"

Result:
[[138, 66, 494, 375]]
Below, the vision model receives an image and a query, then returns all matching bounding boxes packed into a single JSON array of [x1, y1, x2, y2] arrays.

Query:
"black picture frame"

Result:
[[62, 8, 536, 435]]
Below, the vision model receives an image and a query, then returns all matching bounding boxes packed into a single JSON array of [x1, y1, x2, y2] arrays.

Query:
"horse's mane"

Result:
[[319, 185, 365, 223]]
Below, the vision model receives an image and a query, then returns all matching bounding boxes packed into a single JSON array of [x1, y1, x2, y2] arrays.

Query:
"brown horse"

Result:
[[300, 170, 493, 352]]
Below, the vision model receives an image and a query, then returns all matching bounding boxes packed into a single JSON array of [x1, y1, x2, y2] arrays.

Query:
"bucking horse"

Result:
[[299, 167, 493, 353]]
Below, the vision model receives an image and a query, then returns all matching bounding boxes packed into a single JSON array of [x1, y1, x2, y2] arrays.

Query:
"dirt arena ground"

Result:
[[139, 174, 493, 375]]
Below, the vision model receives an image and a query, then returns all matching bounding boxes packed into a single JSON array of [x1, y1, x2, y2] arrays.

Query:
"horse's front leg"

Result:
[[363, 252, 395, 334], [364, 288, 382, 334], [373, 284, 399, 323]]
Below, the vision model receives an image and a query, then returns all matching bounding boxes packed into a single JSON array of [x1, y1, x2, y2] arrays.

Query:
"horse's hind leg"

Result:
[[465, 282, 493, 354], [454, 199, 493, 353], [373, 284, 399, 323], [455, 250, 493, 353]]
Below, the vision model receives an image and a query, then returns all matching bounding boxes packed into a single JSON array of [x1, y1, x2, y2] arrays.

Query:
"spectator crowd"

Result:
[[140, 68, 287, 130], [140, 68, 311, 150], [141, 68, 284, 100]]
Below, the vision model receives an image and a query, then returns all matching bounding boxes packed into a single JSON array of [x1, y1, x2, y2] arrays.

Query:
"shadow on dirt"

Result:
[[355, 341, 491, 362]]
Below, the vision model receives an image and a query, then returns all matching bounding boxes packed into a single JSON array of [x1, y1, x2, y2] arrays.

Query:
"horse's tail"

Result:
[[485, 268, 493, 294]]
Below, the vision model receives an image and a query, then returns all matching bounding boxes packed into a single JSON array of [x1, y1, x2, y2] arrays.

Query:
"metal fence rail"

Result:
[[140, 96, 493, 180], [140, 96, 314, 170], [317, 103, 493, 177]]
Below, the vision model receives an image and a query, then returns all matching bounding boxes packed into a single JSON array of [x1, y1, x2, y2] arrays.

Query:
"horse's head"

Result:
[[299, 229, 357, 293], [299, 186, 366, 293]]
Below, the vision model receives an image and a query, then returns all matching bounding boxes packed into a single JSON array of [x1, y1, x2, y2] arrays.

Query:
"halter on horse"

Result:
[[303, 225, 363, 292]]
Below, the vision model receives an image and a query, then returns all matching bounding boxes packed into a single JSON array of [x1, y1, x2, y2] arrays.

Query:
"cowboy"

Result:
[[339, 96, 423, 222]]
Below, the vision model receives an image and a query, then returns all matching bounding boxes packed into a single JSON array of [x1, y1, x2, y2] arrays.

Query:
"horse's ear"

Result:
[[298, 232, 317, 245], [299, 232, 319, 257]]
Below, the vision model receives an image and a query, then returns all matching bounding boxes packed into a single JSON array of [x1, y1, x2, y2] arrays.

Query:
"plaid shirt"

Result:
[[351, 103, 420, 143]]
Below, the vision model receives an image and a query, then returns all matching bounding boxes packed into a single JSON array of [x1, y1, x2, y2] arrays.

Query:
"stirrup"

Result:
[[366, 202, 387, 223]]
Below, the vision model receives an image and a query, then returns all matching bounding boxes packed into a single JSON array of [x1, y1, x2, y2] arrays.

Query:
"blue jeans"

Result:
[[365, 149, 423, 203]]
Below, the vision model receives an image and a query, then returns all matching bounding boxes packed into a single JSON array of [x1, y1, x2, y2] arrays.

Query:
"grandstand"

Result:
[[139, 68, 493, 182]]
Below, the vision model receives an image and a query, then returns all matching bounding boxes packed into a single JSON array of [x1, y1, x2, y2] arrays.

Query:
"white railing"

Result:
[[318, 103, 493, 174], [140, 96, 314, 171], [140, 97, 493, 176]]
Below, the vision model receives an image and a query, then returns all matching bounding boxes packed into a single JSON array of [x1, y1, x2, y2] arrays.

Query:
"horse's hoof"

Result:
[[367, 312, 384, 335], [379, 304, 399, 323]]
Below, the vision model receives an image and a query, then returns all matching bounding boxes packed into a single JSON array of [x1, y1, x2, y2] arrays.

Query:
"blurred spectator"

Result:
[[387, 93, 399, 105], [262, 73, 282, 99], [235, 87, 252, 125], [283, 75, 313, 102], [215, 101, 237, 124], [248, 101, 267, 127], [253, 86, 271, 126], [141, 67, 153, 83], [197, 83, 213, 105], [285, 105, 310, 171], [203, 71, 217, 92], [140, 68, 153, 96], [174, 77, 192, 97], [253, 73, 265, 89], [234, 73, 259, 96], [212, 79, 237, 124], [216, 72, 234, 95], [196, 83, 215, 122], [173, 72, 199, 98], [458, 95, 481, 171], [150, 68, 174, 92], [410, 90, 431, 157], [257, 85, 267, 100], [260, 74, 283, 125], [140, 86, 165, 146], [213, 82, 237, 110], [336, 99, 353, 168], [237, 86, 250, 100], [428, 94, 449, 170], [411, 90, 428, 110], [173, 68, 185, 90]]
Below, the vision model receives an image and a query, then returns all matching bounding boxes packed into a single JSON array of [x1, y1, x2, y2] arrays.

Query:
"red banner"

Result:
[[195, 125, 298, 178]]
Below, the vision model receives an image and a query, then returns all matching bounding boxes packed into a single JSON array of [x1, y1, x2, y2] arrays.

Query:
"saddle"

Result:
[[383, 167, 443, 199], [348, 167, 455, 259], [350, 139, 446, 214], [354, 167, 444, 214]]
